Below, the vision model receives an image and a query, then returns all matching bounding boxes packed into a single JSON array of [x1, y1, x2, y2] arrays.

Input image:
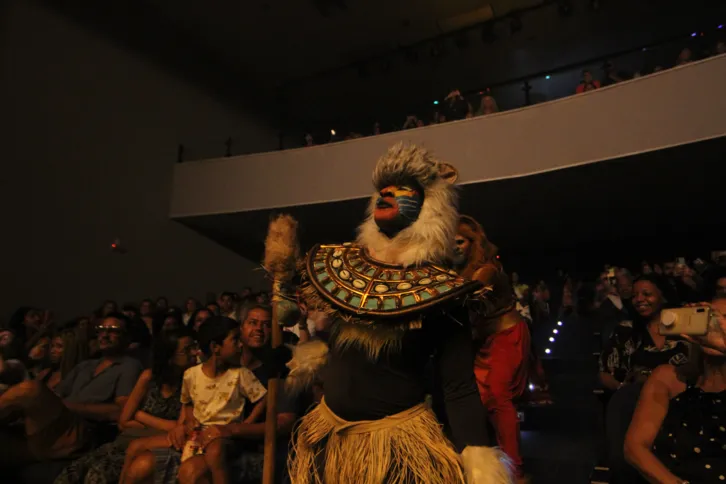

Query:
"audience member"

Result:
[[6, 306, 43, 351], [442, 89, 471, 121], [36, 328, 86, 392], [56, 328, 196, 484], [122, 304, 139, 320], [600, 275, 691, 483], [575, 70, 601, 93], [676, 47, 693, 66], [0, 313, 142, 467], [625, 297, 726, 483], [174, 316, 267, 484], [156, 297, 169, 313], [139, 299, 154, 318], [188, 308, 214, 332], [477, 95, 500, 115], [26, 335, 51, 379], [218, 292, 237, 320], [182, 298, 199, 327]]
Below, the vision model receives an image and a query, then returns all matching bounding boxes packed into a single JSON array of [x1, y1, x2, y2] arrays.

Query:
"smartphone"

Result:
[[659, 307, 711, 336]]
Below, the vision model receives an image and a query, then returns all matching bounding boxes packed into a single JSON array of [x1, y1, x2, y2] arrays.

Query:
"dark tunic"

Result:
[[321, 306, 490, 451]]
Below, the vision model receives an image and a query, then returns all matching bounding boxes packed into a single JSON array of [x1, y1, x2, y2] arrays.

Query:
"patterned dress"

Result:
[[599, 321, 689, 383], [653, 384, 726, 482], [54, 379, 182, 484]]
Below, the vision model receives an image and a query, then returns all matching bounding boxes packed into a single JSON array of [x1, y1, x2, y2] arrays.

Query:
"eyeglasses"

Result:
[[95, 325, 123, 334]]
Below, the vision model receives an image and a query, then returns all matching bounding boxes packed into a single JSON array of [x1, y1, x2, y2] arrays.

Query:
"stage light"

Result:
[[719, 24, 723, 29], [331, 129, 336, 136], [557, 321, 563, 326], [691, 32, 697, 37], [545, 348, 551, 354], [529, 383, 535, 391], [549, 337, 555, 342], [553, 329, 559, 334], [545, 75, 551, 80], [433, 100, 439, 105]]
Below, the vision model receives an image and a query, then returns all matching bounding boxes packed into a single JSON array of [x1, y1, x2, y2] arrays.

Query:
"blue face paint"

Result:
[[374, 186, 423, 237]]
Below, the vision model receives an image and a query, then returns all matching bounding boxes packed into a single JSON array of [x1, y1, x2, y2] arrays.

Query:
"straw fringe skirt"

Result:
[[288, 398, 465, 484]]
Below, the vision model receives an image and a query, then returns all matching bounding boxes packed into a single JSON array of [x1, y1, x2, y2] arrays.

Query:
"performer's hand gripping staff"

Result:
[[262, 214, 301, 484]]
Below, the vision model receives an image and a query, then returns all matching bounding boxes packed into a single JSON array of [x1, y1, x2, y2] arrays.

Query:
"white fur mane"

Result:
[[356, 143, 459, 267]]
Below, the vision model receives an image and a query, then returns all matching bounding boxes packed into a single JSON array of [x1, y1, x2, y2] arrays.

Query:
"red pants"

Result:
[[474, 320, 531, 477]]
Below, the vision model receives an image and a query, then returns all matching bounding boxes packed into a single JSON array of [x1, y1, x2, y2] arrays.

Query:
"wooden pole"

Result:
[[262, 280, 284, 484]]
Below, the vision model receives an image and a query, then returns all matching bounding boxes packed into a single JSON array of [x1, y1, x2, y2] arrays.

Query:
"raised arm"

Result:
[[624, 365, 683, 484]]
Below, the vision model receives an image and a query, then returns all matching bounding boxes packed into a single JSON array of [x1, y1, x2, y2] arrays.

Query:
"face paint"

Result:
[[373, 185, 423, 237]]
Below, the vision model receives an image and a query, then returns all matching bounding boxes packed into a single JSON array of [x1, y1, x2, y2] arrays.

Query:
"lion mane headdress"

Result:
[[357, 143, 459, 268]]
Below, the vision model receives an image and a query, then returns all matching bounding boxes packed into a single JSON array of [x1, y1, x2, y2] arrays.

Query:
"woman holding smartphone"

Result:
[[625, 297, 726, 483]]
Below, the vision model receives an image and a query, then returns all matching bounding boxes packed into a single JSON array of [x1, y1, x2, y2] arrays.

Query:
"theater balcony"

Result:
[[170, 54, 726, 269]]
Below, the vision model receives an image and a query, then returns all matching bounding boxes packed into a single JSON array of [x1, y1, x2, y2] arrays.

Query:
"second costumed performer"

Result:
[[277, 143, 513, 484]]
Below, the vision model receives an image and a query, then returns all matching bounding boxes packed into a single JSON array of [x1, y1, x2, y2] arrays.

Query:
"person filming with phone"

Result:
[[625, 296, 726, 483]]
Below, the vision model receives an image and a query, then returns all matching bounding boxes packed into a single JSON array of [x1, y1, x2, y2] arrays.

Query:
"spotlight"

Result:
[[719, 24, 723, 29], [557, 321, 563, 326], [545, 348, 551, 354], [553, 329, 559, 334], [433, 100, 439, 105], [529, 383, 535, 391], [545, 75, 551, 80], [691, 32, 697, 37], [549, 337, 555, 342], [330, 129, 336, 136]]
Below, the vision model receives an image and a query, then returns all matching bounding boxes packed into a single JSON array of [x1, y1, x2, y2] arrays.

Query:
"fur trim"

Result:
[[357, 143, 459, 267], [461, 446, 515, 484], [284, 340, 329, 396], [458, 215, 499, 280], [330, 320, 409, 360], [264, 214, 300, 282]]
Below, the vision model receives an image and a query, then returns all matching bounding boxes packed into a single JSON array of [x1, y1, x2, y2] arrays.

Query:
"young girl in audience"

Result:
[[123, 317, 267, 484]]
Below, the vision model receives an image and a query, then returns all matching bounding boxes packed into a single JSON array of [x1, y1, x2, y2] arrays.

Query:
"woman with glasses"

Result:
[[55, 327, 198, 484]]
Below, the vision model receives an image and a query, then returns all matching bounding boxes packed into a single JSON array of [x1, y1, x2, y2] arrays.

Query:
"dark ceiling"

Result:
[[175, 137, 726, 278]]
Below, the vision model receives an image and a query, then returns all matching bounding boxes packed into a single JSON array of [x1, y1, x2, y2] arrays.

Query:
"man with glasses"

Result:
[[0, 312, 142, 470]]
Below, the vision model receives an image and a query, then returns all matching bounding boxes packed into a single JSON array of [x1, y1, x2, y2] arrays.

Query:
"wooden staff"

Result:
[[262, 215, 299, 484], [262, 280, 284, 484]]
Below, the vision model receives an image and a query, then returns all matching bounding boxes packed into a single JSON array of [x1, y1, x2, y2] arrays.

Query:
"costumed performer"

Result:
[[274, 143, 512, 484], [452, 215, 551, 482]]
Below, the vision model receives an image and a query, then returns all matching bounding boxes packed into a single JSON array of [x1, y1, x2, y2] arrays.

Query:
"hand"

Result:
[[168, 424, 187, 450], [681, 303, 726, 356], [183, 416, 200, 435], [199, 425, 228, 448]]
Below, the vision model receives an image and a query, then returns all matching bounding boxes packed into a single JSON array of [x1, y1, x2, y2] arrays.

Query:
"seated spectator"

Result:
[[218, 292, 238, 322], [156, 297, 169, 313], [600, 275, 690, 483], [96, 301, 117, 320], [55, 328, 196, 484], [576, 69, 601, 93], [26, 335, 51, 379], [139, 299, 155, 318], [183, 298, 199, 326], [676, 47, 693, 66], [599, 275, 690, 391], [477, 95, 499, 115], [6, 306, 43, 351], [442, 89, 471, 121], [188, 307, 214, 332], [0, 313, 143, 468], [717, 40, 726, 55], [36, 328, 86, 392], [122, 304, 139, 320], [625, 297, 726, 483], [207, 302, 221, 316], [173, 316, 267, 484]]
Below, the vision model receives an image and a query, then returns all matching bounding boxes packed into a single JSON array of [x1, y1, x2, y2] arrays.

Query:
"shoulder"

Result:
[[119, 356, 143, 371], [183, 364, 201, 379], [647, 364, 686, 397]]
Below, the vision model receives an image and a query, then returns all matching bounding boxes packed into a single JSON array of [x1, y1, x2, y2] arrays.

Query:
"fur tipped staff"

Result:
[[262, 214, 300, 484]]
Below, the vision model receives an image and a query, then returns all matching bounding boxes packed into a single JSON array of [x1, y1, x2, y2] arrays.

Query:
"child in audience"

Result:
[[122, 316, 267, 484]]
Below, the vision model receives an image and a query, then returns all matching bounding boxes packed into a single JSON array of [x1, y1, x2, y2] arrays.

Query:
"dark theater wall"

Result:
[[0, 0, 277, 320]]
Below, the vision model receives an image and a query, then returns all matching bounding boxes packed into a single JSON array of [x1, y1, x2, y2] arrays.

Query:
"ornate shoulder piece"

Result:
[[306, 243, 481, 318]]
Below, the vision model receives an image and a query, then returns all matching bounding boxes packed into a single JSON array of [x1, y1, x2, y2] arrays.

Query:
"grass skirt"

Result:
[[288, 398, 465, 484]]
